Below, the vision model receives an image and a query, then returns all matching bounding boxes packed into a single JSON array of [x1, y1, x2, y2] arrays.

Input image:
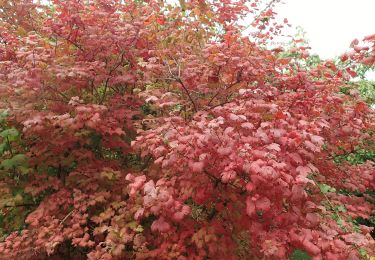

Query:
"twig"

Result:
[[203, 170, 246, 194], [2, 203, 36, 208], [164, 58, 197, 112], [44, 84, 70, 101], [207, 79, 240, 108], [99, 51, 126, 104], [176, 78, 198, 112], [243, 0, 278, 31], [60, 209, 76, 225], [310, 175, 346, 229], [61, 34, 84, 52]]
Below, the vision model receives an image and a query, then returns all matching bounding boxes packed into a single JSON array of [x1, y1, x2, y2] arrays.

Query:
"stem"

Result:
[[2, 203, 36, 208], [60, 209, 76, 225], [176, 78, 198, 112], [310, 175, 346, 229], [207, 79, 240, 108], [44, 84, 70, 102], [203, 170, 246, 194], [245, 0, 278, 31], [99, 51, 126, 104], [6, 136, 16, 176], [6, 136, 13, 157]]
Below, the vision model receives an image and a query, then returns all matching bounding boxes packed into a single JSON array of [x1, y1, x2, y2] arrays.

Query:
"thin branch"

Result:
[[203, 170, 246, 194], [170, 56, 182, 78], [163, 58, 197, 112], [2, 203, 36, 208], [310, 174, 347, 230], [60, 209, 76, 225], [207, 79, 240, 108], [207, 98, 233, 110], [60, 34, 84, 52], [44, 84, 70, 102], [99, 51, 126, 104], [243, 0, 278, 31], [176, 78, 198, 112]]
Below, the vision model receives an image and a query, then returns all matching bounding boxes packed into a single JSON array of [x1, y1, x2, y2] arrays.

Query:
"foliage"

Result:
[[0, 0, 374, 259], [290, 249, 312, 260], [342, 80, 375, 105]]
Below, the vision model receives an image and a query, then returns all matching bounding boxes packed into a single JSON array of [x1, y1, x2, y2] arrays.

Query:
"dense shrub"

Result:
[[0, 0, 374, 259]]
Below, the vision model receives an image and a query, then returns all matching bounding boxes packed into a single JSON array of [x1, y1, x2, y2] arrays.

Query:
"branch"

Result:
[[44, 84, 70, 102], [207, 96, 234, 110], [207, 79, 241, 108], [243, 0, 278, 31], [163, 58, 197, 112], [99, 51, 126, 104], [2, 203, 36, 208], [60, 34, 84, 52], [176, 78, 198, 112], [60, 209, 76, 225], [203, 170, 246, 195]]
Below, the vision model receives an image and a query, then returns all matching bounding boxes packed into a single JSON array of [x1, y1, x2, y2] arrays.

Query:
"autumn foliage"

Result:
[[0, 0, 374, 259]]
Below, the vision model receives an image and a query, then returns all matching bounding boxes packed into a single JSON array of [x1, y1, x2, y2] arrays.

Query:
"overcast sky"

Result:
[[274, 0, 375, 79], [276, 0, 375, 58]]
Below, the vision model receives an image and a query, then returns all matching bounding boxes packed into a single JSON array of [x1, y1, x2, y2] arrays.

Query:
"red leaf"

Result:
[[255, 197, 271, 212], [151, 217, 170, 233], [350, 38, 359, 47], [364, 34, 375, 42], [246, 197, 256, 216], [189, 161, 205, 173], [266, 143, 281, 152]]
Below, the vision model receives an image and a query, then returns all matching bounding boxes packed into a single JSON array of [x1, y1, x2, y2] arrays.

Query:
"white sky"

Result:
[[275, 0, 375, 79], [276, 0, 375, 59]]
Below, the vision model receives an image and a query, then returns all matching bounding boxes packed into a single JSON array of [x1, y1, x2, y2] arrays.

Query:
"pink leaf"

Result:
[[266, 143, 281, 152], [302, 240, 321, 256], [256, 197, 271, 212], [241, 122, 254, 130], [259, 166, 279, 180], [217, 146, 232, 156], [134, 208, 145, 220], [304, 140, 320, 152], [189, 161, 205, 173], [289, 153, 303, 165], [246, 196, 256, 216], [296, 166, 312, 177], [221, 170, 236, 183], [151, 217, 170, 233]]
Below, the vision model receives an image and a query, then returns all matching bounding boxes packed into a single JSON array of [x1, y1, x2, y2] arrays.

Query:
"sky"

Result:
[[275, 0, 375, 79]]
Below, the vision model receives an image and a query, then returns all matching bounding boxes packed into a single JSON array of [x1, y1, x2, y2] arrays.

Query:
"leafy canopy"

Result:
[[0, 0, 374, 259]]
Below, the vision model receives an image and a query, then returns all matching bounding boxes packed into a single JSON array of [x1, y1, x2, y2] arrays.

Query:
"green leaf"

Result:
[[336, 205, 347, 213], [18, 166, 30, 175], [318, 184, 336, 194], [127, 221, 143, 232], [358, 248, 367, 257], [127, 221, 137, 230], [1, 159, 14, 170], [0, 128, 19, 142], [10, 154, 28, 166], [135, 225, 144, 233], [0, 142, 8, 155], [290, 249, 312, 260], [1, 154, 28, 170], [0, 110, 8, 123]]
